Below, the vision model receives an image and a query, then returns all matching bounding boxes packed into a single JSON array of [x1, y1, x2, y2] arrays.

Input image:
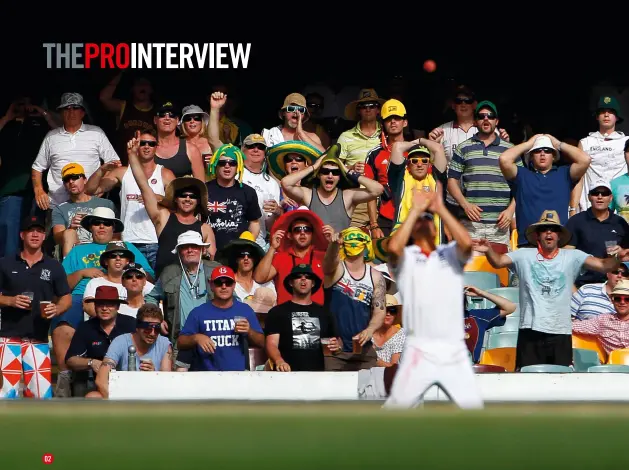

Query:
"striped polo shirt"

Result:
[[570, 282, 616, 320], [447, 133, 518, 224]]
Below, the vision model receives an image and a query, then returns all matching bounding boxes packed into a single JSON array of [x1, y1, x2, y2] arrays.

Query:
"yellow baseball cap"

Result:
[[381, 99, 407, 120], [61, 163, 85, 178]]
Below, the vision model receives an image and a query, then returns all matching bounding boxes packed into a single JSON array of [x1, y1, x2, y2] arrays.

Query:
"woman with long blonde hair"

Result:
[[179, 104, 215, 173]]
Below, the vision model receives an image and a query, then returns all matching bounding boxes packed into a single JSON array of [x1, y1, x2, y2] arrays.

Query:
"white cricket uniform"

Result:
[[383, 242, 483, 409], [578, 131, 629, 212]]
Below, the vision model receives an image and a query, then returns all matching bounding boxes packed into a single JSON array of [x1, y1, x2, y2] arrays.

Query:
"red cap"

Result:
[[210, 265, 235, 282]]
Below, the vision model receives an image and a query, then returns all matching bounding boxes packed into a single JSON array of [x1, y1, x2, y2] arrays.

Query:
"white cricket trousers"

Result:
[[383, 344, 483, 409]]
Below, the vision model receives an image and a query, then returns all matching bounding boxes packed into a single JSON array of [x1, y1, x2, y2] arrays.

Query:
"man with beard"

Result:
[[447, 101, 516, 248], [281, 144, 383, 232], [85, 130, 176, 270], [264, 264, 339, 372], [475, 210, 623, 368], [152, 102, 205, 181], [364, 99, 411, 238], [95, 304, 173, 398], [262, 93, 325, 151], [500, 134, 591, 248], [0, 215, 71, 398], [572, 96, 629, 215], [52, 163, 116, 257], [99, 72, 156, 164], [205, 144, 262, 252], [126, 133, 215, 278]]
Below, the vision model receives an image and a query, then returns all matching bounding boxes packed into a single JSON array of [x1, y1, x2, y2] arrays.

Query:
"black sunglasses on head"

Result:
[[455, 97, 475, 105], [319, 168, 341, 176], [62, 174, 84, 183], [183, 115, 203, 122], [139, 140, 157, 147], [476, 112, 497, 120], [91, 219, 114, 227]]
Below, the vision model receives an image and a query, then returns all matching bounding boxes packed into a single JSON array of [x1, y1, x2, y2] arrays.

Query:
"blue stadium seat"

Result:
[[463, 272, 500, 291], [486, 332, 518, 349], [487, 287, 520, 304], [573, 348, 600, 372], [520, 364, 573, 373], [587, 365, 629, 373]]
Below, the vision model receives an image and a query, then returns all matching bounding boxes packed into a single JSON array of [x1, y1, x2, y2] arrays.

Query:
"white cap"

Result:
[[525, 135, 559, 166], [589, 179, 612, 193], [171, 230, 211, 254]]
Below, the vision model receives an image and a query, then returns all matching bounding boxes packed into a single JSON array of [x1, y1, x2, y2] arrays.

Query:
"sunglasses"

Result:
[[217, 160, 237, 167], [105, 251, 128, 259], [284, 155, 306, 163], [409, 157, 430, 165], [613, 295, 629, 303], [139, 140, 157, 147], [176, 192, 199, 200], [123, 273, 145, 280], [532, 147, 555, 154], [357, 103, 380, 110], [476, 112, 497, 120], [307, 103, 323, 109], [386, 307, 399, 315], [183, 115, 203, 122], [536, 226, 562, 234], [238, 251, 252, 258], [590, 190, 612, 197], [157, 111, 178, 118], [454, 97, 475, 105], [62, 174, 84, 183], [214, 279, 235, 287], [285, 105, 306, 114], [245, 143, 267, 151], [137, 321, 161, 333], [292, 225, 313, 233], [91, 219, 114, 227], [319, 168, 341, 176], [612, 270, 629, 277], [294, 274, 314, 281]]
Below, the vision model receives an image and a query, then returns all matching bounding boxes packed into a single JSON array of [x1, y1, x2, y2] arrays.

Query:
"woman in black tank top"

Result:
[[155, 138, 193, 177], [155, 213, 203, 278]]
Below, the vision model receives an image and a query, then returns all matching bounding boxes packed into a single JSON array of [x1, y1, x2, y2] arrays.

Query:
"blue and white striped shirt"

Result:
[[571, 282, 615, 320]]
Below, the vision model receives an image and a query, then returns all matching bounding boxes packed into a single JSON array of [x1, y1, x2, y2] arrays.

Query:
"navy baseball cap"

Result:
[[21, 215, 46, 231]]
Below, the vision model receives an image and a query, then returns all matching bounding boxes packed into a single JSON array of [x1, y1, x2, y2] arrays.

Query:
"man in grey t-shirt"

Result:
[[51, 162, 116, 257]]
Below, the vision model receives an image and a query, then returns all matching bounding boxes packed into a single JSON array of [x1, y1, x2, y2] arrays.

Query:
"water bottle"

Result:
[[128, 345, 137, 371]]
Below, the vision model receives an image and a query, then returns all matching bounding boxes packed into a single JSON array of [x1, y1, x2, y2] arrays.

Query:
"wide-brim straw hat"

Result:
[[161, 176, 209, 219], [525, 210, 571, 247], [266, 140, 322, 181], [244, 287, 277, 314], [344, 88, 386, 121]]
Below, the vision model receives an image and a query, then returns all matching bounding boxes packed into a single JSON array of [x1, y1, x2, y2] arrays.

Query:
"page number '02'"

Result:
[[42, 453, 54, 465]]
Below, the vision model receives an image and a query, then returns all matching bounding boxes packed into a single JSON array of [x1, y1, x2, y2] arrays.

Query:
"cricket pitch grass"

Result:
[[1, 400, 628, 468]]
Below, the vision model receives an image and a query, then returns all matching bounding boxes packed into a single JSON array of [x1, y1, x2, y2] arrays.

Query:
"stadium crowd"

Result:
[[2, 77, 629, 399]]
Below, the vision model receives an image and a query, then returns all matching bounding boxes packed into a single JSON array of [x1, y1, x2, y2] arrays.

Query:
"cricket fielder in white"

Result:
[[382, 182, 483, 409]]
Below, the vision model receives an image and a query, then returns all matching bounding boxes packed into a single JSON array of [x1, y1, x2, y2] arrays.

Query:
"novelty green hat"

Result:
[[206, 143, 246, 186], [266, 140, 322, 181]]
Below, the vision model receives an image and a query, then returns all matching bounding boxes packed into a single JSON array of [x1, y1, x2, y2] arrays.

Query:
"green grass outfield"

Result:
[[2, 401, 629, 469]]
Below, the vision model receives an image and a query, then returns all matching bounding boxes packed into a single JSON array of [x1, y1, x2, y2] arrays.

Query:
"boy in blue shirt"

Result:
[[177, 266, 264, 371]]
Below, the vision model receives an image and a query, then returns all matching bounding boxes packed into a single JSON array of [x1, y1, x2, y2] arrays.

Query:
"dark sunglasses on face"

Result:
[[358, 103, 379, 110], [214, 279, 235, 287], [137, 321, 161, 333], [533, 147, 554, 154], [454, 97, 475, 105], [590, 190, 612, 197], [409, 157, 430, 165], [476, 112, 496, 120], [245, 143, 266, 151], [157, 111, 178, 119], [386, 307, 399, 315], [217, 159, 237, 167], [284, 155, 306, 163], [139, 140, 157, 147], [612, 270, 629, 277], [238, 251, 252, 259], [183, 115, 203, 122], [106, 251, 128, 259], [320, 168, 341, 176], [613, 295, 629, 303], [62, 174, 84, 183], [536, 226, 561, 234], [176, 192, 199, 200], [292, 225, 313, 233], [286, 105, 306, 114], [91, 219, 114, 227], [295, 274, 314, 281], [123, 273, 145, 280]]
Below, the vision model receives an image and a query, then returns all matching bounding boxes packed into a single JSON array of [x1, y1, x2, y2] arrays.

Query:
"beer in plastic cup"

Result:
[[22, 292, 34, 310], [352, 337, 362, 354], [321, 338, 332, 356], [39, 301, 52, 319]]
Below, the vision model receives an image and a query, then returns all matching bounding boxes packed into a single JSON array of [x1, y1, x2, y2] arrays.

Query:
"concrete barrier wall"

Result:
[[109, 371, 629, 401]]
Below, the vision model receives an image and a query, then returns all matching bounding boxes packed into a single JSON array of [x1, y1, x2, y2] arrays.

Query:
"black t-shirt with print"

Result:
[[205, 180, 262, 252], [264, 301, 338, 372]]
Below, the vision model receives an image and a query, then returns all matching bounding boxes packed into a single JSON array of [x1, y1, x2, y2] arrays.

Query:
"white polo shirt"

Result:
[[32, 123, 120, 206], [242, 167, 281, 247]]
